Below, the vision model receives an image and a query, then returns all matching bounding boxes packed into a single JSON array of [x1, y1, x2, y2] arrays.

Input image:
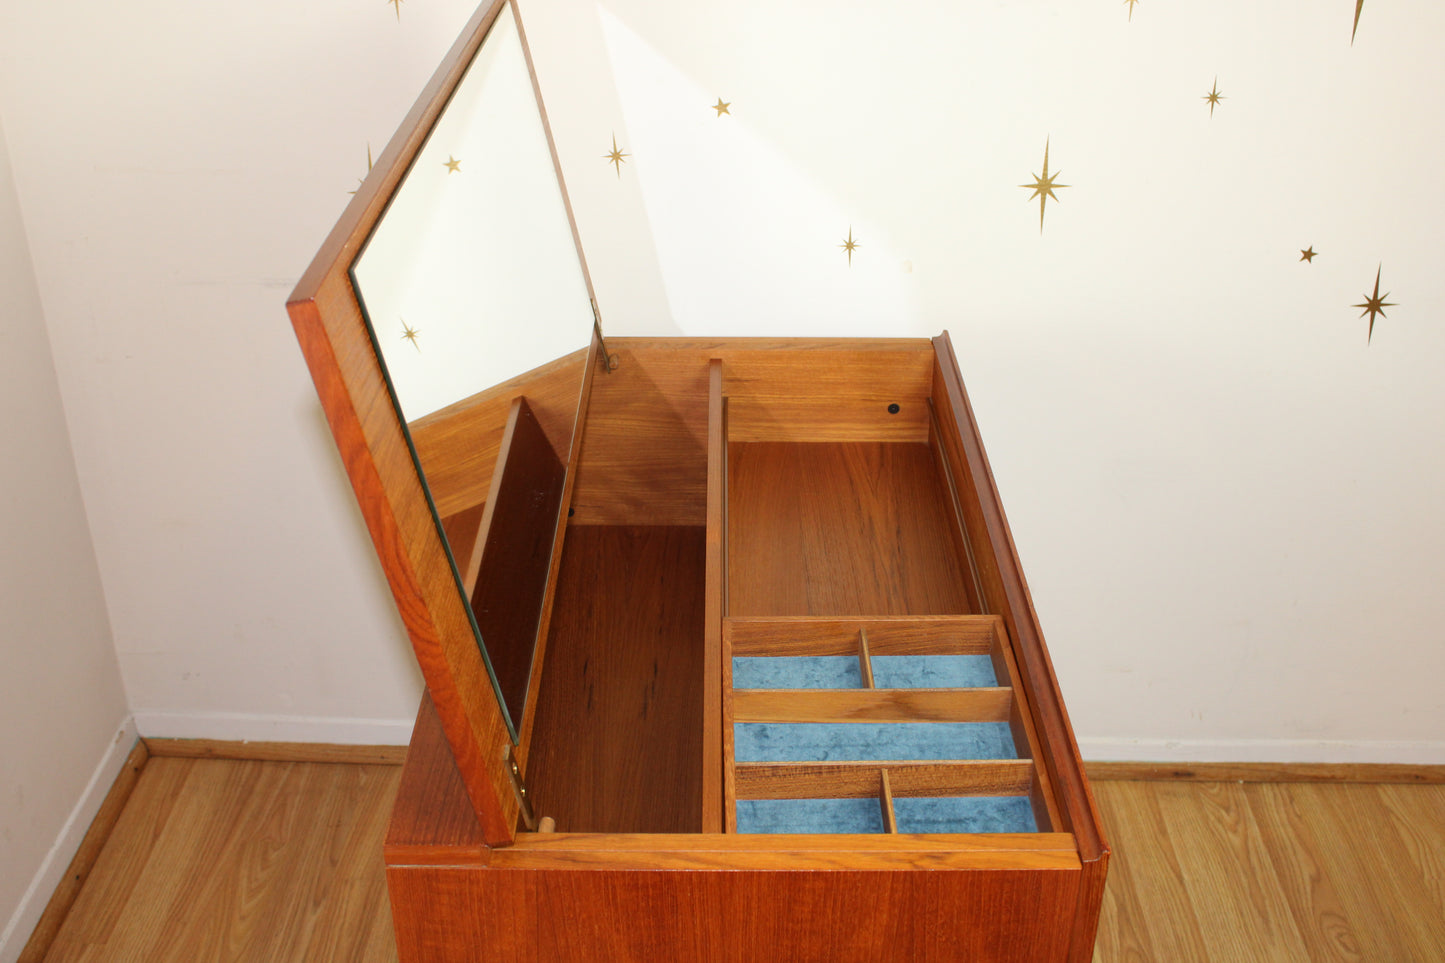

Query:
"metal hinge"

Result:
[[505, 746, 538, 831], [591, 303, 619, 373]]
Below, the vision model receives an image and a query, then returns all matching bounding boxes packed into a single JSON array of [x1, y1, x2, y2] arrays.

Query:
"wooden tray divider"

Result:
[[727, 615, 1000, 658], [988, 618, 1063, 832], [735, 760, 1037, 800], [705, 360, 727, 832], [857, 627, 876, 688], [731, 688, 1013, 724], [879, 769, 898, 833]]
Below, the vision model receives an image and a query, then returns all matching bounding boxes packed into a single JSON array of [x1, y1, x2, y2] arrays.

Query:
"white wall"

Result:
[[0, 114, 131, 963], [0, 0, 429, 745], [0, 0, 1439, 764]]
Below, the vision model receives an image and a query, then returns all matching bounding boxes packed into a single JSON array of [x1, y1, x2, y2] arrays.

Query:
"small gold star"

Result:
[[1300, 246, 1318, 263], [1353, 265, 1395, 344], [1203, 77, 1225, 117], [387, 0, 402, 21], [348, 143, 374, 196], [1020, 138, 1069, 233], [840, 227, 859, 265], [401, 321, 420, 351], [444, 156, 461, 174], [604, 134, 629, 178], [1352, 0, 1364, 44], [1124, 0, 1140, 21], [712, 98, 731, 116]]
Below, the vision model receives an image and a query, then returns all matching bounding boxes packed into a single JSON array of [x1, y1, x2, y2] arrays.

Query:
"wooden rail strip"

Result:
[[703, 360, 725, 833], [735, 760, 1036, 799], [145, 738, 408, 765], [726, 615, 1001, 657], [732, 688, 1013, 724], [17, 740, 150, 963], [1087, 761, 1445, 784]]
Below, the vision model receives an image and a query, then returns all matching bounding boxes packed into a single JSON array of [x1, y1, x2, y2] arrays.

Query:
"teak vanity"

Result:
[[287, 2, 1107, 960]]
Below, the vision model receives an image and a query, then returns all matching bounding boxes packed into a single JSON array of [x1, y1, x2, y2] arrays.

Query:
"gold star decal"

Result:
[[1352, 0, 1364, 44], [1020, 138, 1069, 233], [712, 98, 731, 116], [1353, 265, 1395, 344], [1203, 77, 1225, 117], [840, 227, 859, 265], [387, 0, 402, 21], [401, 321, 420, 351], [604, 134, 629, 178], [1124, 0, 1140, 20], [1300, 246, 1318, 262], [348, 143, 374, 196], [444, 156, 461, 174]]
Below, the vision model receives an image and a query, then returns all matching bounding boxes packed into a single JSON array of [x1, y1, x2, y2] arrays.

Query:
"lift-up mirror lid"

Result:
[[286, 0, 601, 846]]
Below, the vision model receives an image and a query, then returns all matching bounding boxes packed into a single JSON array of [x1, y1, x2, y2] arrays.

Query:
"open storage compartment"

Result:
[[287, 1, 1107, 957]]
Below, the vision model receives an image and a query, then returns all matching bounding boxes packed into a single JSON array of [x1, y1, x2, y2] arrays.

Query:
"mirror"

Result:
[[348, 0, 596, 741]]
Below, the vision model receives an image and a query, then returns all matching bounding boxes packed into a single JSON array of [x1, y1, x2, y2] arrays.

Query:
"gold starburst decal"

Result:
[[348, 143, 374, 196], [604, 134, 629, 178], [1300, 246, 1318, 263], [401, 321, 420, 351], [387, 0, 402, 21], [1203, 77, 1225, 117], [1020, 138, 1069, 233], [1353, 265, 1395, 344], [840, 227, 859, 265], [712, 98, 731, 116], [1125, 0, 1140, 21], [444, 156, 461, 174], [1352, 0, 1365, 43]]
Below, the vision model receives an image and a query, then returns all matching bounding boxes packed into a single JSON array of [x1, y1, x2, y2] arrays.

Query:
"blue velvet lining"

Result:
[[732, 656, 861, 689], [893, 796, 1037, 834], [735, 796, 1036, 834], [732, 655, 997, 689], [736, 797, 885, 834], [734, 722, 1018, 762]]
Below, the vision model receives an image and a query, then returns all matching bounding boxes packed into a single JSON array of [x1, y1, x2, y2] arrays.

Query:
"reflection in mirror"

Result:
[[350, 0, 596, 741]]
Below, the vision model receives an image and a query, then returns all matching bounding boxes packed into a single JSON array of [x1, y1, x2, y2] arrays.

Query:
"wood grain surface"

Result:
[[466, 397, 565, 735], [31, 757, 1445, 962], [727, 441, 974, 616], [41, 758, 400, 963], [523, 526, 706, 834], [569, 339, 935, 526], [17, 741, 149, 963]]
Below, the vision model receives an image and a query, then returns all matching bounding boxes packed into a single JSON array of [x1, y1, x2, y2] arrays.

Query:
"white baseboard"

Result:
[[133, 710, 415, 746], [1078, 736, 1445, 765], [0, 715, 138, 963]]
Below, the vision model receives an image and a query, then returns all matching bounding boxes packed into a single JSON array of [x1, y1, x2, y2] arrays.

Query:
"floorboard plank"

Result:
[[37, 755, 1445, 963]]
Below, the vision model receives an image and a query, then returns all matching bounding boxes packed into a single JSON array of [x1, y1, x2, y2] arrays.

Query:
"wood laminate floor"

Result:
[[37, 757, 1445, 962]]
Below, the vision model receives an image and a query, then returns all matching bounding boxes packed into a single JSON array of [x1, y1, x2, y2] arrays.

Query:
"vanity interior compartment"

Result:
[[721, 360, 1059, 835], [724, 615, 1056, 835], [523, 524, 707, 835]]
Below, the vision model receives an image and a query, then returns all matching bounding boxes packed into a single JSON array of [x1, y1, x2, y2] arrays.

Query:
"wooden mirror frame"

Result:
[[286, 0, 598, 846]]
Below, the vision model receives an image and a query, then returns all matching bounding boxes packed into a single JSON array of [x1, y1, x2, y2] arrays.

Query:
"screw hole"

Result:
[[887, 403, 900, 415]]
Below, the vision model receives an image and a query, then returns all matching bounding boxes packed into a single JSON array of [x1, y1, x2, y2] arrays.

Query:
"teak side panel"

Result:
[[386, 862, 1081, 963], [931, 333, 1108, 962], [385, 693, 486, 865]]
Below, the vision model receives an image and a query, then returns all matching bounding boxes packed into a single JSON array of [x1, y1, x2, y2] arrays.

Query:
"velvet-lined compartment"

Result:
[[734, 722, 1018, 763], [735, 795, 1038, 835], [732, 654, 998, 690]]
